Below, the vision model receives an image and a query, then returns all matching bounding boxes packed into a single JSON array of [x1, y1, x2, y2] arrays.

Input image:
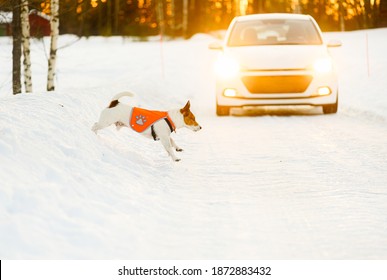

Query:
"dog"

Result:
[[92, 92, 201, 161]]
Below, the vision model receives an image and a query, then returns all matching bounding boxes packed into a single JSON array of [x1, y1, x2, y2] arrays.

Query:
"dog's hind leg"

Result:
[[160, 137, 180, 161], [115, 121, 125, 131]]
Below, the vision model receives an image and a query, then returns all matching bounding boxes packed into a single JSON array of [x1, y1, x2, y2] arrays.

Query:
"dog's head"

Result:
[[180, 101, 201, 132]]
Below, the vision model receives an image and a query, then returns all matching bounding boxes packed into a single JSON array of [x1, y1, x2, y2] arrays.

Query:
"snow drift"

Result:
[[0, 29, 387, 259]]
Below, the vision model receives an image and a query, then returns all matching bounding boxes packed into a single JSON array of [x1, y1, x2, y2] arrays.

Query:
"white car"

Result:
[[210, 13, 341, 116]]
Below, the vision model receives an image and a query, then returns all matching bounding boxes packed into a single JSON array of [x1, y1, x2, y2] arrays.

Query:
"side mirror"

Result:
[[209, 42, 223, 50], [327, 39, 342, 48]]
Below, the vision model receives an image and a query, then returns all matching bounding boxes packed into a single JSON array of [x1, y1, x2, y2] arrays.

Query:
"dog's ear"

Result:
[[181, 101, 191, 115]]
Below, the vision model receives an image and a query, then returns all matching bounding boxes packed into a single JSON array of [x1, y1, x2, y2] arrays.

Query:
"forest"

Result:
[[1, 0, 386, 94], [1, 0, 387, 38]]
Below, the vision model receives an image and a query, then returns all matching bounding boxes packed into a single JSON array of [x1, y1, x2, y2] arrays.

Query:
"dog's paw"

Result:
[[176, 148, 183, 152], [115, 121, 124, 131]]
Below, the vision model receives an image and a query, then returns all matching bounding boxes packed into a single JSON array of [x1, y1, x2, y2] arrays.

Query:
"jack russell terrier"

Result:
[[92, 92, 202, 161]]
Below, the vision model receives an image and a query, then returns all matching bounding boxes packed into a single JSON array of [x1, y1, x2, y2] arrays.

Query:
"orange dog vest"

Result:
[[130, 107, 175, 133]]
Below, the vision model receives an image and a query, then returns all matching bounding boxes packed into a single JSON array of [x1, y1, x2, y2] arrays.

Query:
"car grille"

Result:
[[241, 75, 313, 93]]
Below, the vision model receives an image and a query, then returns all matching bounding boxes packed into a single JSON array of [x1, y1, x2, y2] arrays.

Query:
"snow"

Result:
[[0, 12, 12, 24], [0, 28, 387, 259]]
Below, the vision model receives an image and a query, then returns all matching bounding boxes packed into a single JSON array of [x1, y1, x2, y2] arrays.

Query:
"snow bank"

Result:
[[325, 28, 387, 121], [1, 29, 387, 259]]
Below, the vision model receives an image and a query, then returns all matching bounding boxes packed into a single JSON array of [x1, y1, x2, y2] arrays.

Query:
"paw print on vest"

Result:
[[135, 114, 147, 126]]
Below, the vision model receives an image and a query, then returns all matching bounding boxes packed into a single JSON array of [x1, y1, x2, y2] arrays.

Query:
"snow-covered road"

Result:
[[186, 111, 387, 259], [1, 29, 387, 259]]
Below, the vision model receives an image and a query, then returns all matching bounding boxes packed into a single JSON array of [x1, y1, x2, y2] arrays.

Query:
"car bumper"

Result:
[[216, 70, 338, 107]]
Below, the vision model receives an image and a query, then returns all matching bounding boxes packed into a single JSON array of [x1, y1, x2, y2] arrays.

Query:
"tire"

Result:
[[322, 95, 338, 114], [216, 104, 231, 116]]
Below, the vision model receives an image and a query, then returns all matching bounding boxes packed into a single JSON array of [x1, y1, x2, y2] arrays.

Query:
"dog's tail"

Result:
[[108, 91, 134, 108]]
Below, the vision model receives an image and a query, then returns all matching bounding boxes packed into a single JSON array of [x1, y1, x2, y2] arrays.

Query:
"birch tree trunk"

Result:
[[21, 0, 32, 92], [12, 0, 22, 95], [47, 0, 59, 91]]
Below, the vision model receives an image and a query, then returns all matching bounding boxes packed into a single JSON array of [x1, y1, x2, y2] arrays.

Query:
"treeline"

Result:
[[2, 0, 387, 37]]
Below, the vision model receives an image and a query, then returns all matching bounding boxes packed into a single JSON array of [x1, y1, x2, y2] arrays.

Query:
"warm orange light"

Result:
[[317, 86, 331, 96], [40, 1, 50, 15], [214, 54, 240, 79], [91, 0, 98, 8], [223, 89, 238, 97], [313, 58, 333, 73], [239, 0, 248, 16]]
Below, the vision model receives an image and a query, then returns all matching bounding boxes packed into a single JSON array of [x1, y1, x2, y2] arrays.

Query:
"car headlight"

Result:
[[214, 54, 240, 79], [313, 57, 333, 74]]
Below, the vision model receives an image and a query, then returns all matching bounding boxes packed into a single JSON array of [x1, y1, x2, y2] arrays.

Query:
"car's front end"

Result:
[[212, 13, 340, 115]]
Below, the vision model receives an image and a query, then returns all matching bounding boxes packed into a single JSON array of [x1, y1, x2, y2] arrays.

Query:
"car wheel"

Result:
[[322, 95, 338, 114], [216, 104, 231, 116]]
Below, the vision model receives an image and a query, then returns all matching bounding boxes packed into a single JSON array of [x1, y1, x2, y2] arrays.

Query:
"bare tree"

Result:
[[21, 0, 32, 92], [378, 0, 387, 26], [47, 0, 59, 91], [106, 0, 112, 35], [339, 0, 345, 31], [156, 0, 165, 36], [182, 0, 188, 38], [114, 0, 120, 34], [170, 0, 175, 37], [12, 0, 22, 95]]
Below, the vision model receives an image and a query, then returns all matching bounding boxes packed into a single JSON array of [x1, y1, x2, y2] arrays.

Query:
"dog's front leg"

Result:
[[160, 137, 180, 162], [170, 137, 183, 152]]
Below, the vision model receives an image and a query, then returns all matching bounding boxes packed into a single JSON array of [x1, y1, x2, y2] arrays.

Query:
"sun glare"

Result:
[[91, 0, 98, 8], [214, 54, 240, 79]]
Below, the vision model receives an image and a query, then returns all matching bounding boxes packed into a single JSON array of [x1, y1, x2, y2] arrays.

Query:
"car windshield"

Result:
[[227, 19, 323, 46]]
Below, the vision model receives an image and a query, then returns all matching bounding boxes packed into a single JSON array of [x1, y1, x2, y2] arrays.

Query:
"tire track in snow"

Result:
[[166, 111, 387, 258]]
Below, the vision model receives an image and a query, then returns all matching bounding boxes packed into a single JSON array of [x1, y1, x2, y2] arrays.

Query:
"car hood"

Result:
[[224, 45, 329, 70]]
